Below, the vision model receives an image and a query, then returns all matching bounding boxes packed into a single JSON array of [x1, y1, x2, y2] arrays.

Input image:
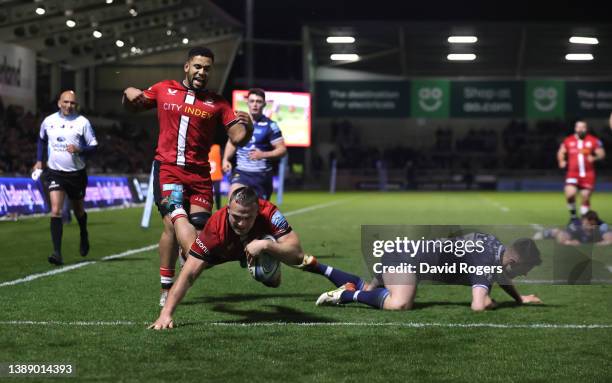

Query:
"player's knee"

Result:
[[383, 295, 412, 311], [50, 206, 63, 216], [189, 212, 211, 231], [162, 217, 175, 234]]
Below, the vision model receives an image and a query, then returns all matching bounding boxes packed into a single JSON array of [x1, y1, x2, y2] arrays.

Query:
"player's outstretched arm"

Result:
[[245, 231, 303, 266], [149, 256, 207, 330], [227, 111, 254, 147], [122, 87, 154, 113]]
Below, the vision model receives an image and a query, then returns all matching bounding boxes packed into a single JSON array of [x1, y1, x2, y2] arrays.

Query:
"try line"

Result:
[[0, 320, 610, 330]]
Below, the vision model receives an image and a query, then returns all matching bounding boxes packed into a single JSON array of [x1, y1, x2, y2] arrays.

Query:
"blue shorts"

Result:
[[231, 169, 273, 200]]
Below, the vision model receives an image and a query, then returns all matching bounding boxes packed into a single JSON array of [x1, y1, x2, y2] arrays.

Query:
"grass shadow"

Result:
[[183, 293, 314, 305]]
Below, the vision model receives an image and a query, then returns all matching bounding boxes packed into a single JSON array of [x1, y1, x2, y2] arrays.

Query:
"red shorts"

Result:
[[565, 173, 595, 190], [153, 161, 213, 215]]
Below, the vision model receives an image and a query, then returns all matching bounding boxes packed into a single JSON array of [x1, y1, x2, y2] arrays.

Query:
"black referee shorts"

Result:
[[45, 168, 88, 200]]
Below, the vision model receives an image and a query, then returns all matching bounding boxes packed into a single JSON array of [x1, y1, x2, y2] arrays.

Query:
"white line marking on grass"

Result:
[[530, 223, 545, 231], [0, 200, 347, 287], [518, 279, 612, 284], [0, 320, 138, 326], [1, 320, 611, 329], [284, 200, 347, 217], [0, 204, 145, 221], [0, 245, 158, 288], [480, 196, 510, 213], [209, 322, 612, 329]]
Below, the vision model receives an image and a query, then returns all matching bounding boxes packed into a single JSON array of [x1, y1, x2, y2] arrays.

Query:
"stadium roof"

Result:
[[0, 0, 242, 69], [307, 21, 612, 78]]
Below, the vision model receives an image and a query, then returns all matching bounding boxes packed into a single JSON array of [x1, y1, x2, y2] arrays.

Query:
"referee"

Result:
[[33, 90, 98, 265]]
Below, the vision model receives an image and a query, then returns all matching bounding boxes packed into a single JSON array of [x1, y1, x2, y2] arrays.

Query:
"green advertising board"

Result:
[[450, 81, 524, 118], [315, 81, 411, 118], [314, 80, 612, 119], [566, 81, 612, 118], [526, 80, 565, 118], [410, 79, 450, 118]]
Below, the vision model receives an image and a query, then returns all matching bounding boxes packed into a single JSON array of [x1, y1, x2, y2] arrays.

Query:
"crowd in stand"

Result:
[[326, 119, 611, 173], [0, 100, 156, 176], [2, 99, 610, 176]]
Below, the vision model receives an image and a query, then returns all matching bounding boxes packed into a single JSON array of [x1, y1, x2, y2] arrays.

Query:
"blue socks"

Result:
[[315, 263, 366, 290], [340, 288, 390, 309]]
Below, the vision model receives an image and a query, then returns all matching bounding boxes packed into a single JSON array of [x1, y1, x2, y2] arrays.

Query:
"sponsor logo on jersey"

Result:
[[271, 210, 288, 231], [193, 196, 208, 204], [168, 88, 178, 95], [184, 105, 212, 119], [163, 103, 183, 112], [204, 98, 214, 105], [195, 238, 209, 254], [57, 136, 65, 142]]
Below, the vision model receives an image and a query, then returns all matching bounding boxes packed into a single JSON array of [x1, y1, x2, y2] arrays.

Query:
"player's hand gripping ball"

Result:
[[247, 235, 281, 287]]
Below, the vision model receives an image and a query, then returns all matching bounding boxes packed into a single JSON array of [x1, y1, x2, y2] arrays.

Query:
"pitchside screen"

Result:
[[232, 90, 311, 147]]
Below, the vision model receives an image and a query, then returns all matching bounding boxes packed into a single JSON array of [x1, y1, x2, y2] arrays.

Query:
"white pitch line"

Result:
[[480, 196, 510, 213], [0, 261, 96, 287], [0, 200, 348, 288], [209, 322, 612, 329], [0, 245, 157, 287], [530, 223, 545, 231], [0, 320, 138, 326], [284, 199, 347, 217], [0, 203, 145, 221], [518, 279, 612, 284], [0, 320, 611, 329]]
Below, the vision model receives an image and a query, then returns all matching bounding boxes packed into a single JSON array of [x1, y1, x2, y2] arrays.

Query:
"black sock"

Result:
[[76, 212, 88, 238], [50, 217, 63, 255]]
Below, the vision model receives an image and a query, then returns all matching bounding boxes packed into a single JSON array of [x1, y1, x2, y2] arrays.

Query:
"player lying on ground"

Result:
[[316, 233, 543, 312], [533, 210, 612, 246], [149, 186, 357, 329]]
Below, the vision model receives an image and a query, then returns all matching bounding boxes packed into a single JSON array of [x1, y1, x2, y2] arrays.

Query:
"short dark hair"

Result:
[[511, 238, 542, 267], [229, 186, 258, 207], [187, 47, 215, 62], [583, 210, 599, 222], [248, 88, 266, 100]]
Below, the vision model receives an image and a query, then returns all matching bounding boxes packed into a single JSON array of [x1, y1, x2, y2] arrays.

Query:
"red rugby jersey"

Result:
[[143, 80, 238, 169], [189, 199, 292, 264], [562, 134, 602, 177]]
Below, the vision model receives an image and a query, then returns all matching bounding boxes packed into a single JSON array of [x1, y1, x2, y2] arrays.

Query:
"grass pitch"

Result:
[[1, 192, 611, 382]]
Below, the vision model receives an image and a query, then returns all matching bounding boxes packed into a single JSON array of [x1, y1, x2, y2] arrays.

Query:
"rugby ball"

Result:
[[248, 235, 281, 287]]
